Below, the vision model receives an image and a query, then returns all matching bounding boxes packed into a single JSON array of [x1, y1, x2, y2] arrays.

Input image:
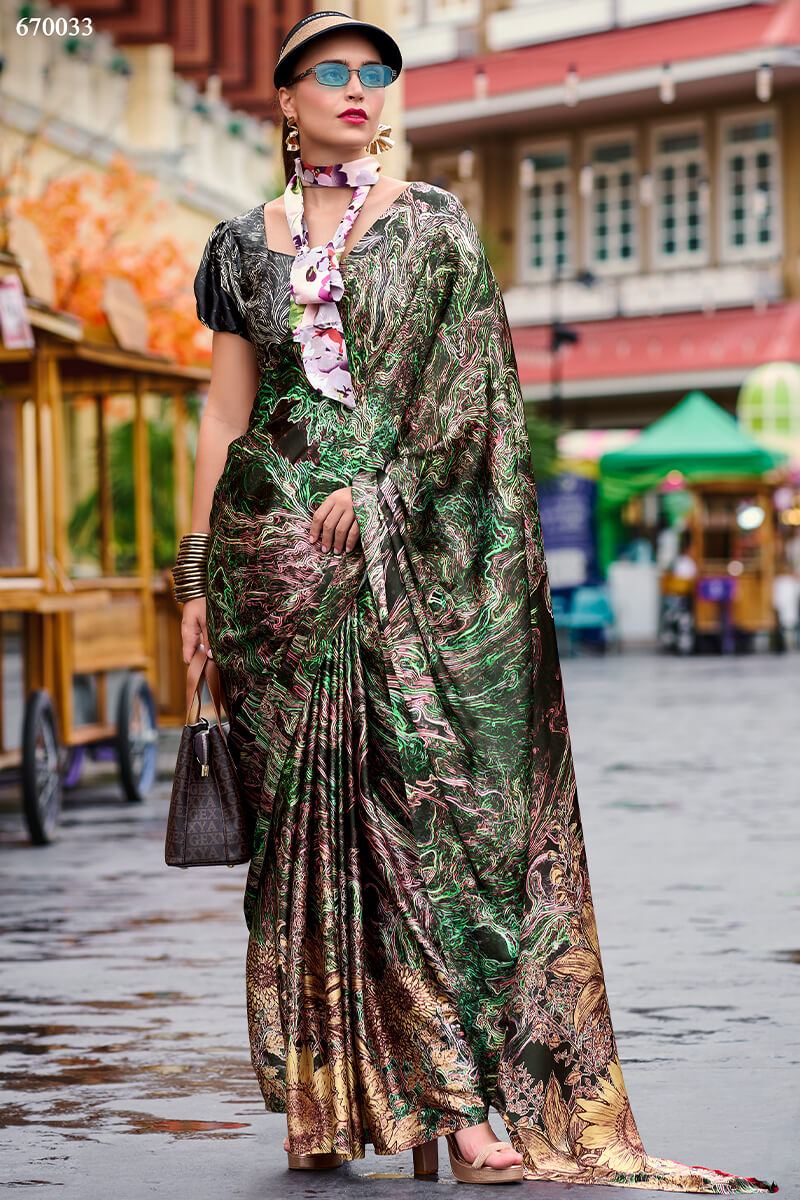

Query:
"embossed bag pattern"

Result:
[[165, 648, 251, 868]]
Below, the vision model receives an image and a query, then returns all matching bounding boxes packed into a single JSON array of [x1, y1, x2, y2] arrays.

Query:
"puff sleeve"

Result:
[[193, 219, 251, 340]]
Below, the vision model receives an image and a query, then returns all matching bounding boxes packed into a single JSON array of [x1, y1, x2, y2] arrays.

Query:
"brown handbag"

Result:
[[165, 647, 251, 868]]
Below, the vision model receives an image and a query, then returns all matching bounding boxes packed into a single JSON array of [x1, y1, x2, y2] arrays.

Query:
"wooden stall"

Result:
[[0, 246, 208, 842], [599, 392, 788, 652], [658, 476, 779, 652], [689, 478, 776, 638]]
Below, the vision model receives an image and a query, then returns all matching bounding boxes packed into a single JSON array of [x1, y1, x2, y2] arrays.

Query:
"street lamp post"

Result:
[[549, 264, 595, 426]]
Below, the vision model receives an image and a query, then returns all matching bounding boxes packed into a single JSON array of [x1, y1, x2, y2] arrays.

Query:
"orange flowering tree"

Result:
[[13, 151, 207, 364]]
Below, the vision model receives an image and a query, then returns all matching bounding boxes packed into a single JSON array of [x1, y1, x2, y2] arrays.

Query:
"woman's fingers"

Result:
[[309, 488, 362, 554], [345, 520, 361, 552], [319, 507, 344, 553], [317, 509, 361, 554], [331, 511, 355, 554], [180, 597, 208, 664], [310, 501, 343, 552], [181, 623, 199, 665], [308, 495, 334, 544]]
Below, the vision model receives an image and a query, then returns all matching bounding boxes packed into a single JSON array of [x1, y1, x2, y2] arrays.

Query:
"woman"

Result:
[[178, 10, 777, 1192]]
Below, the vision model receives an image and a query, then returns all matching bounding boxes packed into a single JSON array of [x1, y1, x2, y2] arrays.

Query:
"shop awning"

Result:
[[512, 302, 800, 396], [599, 390, 787, 477], [595, 390, 789, 573]]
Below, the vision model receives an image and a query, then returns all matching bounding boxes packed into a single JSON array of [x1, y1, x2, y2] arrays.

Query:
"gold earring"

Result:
[[366, 123, 394, 154], [285, 117, 300, 152]]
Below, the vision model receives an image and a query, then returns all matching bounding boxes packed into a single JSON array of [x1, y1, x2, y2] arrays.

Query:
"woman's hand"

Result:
[[181, 595, 212, 664], [309, 487, 362, 555]]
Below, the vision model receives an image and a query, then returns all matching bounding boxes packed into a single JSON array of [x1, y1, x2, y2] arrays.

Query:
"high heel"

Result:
[[444, 1132, 524, 1183], [412, 1137, 439, 1176], [286, 1149, 343, 1170]]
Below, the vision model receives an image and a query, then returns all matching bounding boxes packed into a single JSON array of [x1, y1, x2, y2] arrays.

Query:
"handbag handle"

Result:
[[185, 647, 227, 726]]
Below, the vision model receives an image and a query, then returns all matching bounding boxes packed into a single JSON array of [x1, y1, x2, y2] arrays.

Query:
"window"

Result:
[[739, 377, 800, 437], [587, 138, 638, 272], [653, 125, 708, 266], [720, 113, 781, 260], [520, 146, 572, 280]]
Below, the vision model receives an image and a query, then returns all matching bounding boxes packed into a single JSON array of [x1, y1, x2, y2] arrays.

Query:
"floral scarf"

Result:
[[283, 154, 382, 408]]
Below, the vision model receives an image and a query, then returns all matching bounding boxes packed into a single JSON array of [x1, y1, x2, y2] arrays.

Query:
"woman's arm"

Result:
[[190, 331, 259, 531], [181, 331, 258, 662]]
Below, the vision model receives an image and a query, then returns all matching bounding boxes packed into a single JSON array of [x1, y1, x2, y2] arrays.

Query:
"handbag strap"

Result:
[[185, 647, 226, 726]]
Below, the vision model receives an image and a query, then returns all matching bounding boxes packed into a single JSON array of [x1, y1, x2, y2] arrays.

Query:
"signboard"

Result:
[[103, 276, 148, 353], [0, 274, 35, 350], [536, 472, 598, 588], [7, 214, 55, 307]]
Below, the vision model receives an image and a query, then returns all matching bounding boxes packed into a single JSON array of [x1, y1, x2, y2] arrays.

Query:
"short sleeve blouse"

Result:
[[193, 219, 251, 341]]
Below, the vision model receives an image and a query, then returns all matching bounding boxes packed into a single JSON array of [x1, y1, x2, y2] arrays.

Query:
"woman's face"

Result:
[[279, 31, 387, 162]]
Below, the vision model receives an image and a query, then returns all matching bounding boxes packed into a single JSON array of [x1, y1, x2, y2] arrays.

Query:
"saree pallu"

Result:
[[194, 185, 777, 1193]]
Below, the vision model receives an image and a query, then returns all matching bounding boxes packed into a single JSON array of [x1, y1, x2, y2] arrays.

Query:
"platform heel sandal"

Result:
[[444, 1132, 524, 1183], [286, 1148, 343, 1170], [284, 1131, 343, 1169], [412, 1137, 439, 1176]]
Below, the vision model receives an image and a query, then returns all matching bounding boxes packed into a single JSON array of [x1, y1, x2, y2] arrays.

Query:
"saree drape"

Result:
[[194, 183, 776, 1193]]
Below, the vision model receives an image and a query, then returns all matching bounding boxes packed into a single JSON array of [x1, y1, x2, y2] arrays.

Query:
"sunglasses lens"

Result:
[[316, 63, 350, 85], [360, 65, 392, 87], [314, 63, 393, 87]]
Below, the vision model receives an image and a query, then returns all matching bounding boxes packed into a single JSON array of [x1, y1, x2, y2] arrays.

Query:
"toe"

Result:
[[489, 1146, 523, 1169]]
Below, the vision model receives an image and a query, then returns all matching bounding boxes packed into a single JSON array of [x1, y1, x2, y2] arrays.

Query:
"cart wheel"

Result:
[[116, 673, 159, 803], [22, 690, 63, 846]]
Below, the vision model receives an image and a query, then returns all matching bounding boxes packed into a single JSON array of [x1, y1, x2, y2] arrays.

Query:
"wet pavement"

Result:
[[0, 652, 796, 1198]]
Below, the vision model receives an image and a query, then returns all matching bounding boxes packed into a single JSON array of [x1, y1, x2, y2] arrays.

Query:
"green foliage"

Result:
[[67, 416, 179, 575], [524, 408, 561, 483]]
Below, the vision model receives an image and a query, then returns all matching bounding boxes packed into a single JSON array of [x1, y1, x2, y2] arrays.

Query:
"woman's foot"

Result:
[[453, 1121, 523, 1170], [285, 1124, 523, 1171]]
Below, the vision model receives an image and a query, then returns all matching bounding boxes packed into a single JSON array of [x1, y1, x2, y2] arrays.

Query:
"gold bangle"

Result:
[[172, 573, 207, 598], [172, 577, 206, 589], [172, 573, 206, 588], [175, 533, 211, 555], [173, 586, 206, 603], [173, 531, 210, 603]]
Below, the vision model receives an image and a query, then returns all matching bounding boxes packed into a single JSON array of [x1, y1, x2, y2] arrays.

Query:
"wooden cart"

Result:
[[0, 256, 208, 843], [660, 477, 778, 653]]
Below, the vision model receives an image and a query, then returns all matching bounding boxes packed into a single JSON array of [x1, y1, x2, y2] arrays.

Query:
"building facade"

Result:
[[400, 0, 800, 430]]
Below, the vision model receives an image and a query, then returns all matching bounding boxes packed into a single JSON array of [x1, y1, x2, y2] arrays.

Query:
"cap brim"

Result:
[[274, 21, 402, 90]]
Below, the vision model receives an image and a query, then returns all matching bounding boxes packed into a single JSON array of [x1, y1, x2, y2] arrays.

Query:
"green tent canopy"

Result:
[[596, 390, 788, 572]]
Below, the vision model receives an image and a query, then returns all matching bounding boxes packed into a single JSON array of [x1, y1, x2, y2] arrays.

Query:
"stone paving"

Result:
[[0, 651, 796, 1199]]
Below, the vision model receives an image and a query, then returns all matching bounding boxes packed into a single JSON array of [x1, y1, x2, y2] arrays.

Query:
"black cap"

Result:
[[274, 10, 402, 91]]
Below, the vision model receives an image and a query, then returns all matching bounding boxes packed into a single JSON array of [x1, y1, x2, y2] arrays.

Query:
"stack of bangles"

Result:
[[172, 532, 211, 603]]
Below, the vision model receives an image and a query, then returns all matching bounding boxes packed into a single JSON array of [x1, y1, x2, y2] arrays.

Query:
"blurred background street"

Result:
[[1, 652, 796, 1198]]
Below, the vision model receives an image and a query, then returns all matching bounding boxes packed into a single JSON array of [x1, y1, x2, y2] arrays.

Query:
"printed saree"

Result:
[[193, 182, 776, 1193]]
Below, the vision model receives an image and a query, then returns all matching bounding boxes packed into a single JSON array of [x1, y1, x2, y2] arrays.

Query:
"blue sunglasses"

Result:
[[286, 62, 397, 88]]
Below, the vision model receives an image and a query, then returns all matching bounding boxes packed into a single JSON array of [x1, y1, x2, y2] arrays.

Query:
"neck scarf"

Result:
[[283, 153, 382, 409]]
